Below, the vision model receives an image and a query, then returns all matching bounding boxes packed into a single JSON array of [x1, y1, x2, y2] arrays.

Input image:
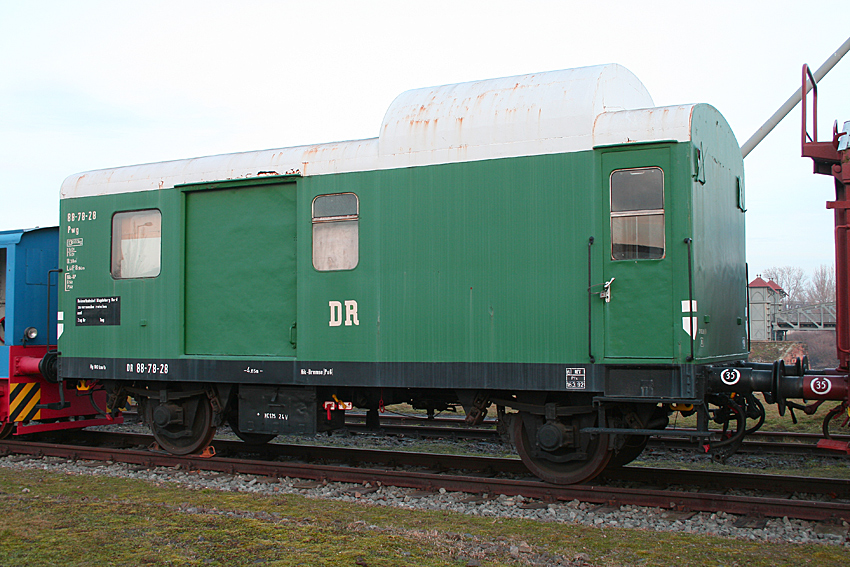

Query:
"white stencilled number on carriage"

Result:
[[329, 300, 360, 327]]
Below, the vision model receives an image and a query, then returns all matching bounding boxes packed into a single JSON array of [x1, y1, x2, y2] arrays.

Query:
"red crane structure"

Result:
[[802, 64, 850, 371], [800, 62, 850, 444]]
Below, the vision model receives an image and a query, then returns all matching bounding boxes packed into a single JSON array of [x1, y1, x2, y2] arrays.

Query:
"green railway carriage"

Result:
[[57, 64, 747, 483]]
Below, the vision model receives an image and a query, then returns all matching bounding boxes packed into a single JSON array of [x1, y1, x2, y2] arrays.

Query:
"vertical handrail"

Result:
[[684, 238, 695, 362], [837, 224, 850, 361], [46, 268, 63, 353], [587, 236, 595, 363], [746, 263, 751, 353], [802, 64, 818, 148]]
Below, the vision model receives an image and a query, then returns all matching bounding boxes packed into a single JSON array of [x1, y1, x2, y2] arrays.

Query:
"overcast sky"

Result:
[[1, 1, 848, 278]]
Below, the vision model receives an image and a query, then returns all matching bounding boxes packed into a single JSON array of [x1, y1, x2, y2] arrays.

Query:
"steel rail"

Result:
[[346, 414, 850, 441], [54, 430, 850, 484], [345, 416, 850, 458], [600, 466, 850, 499], [354, 416, 850, 453], [41, 412, 850, 457], [47, 430, 531, 475], [31, 430, 850, 496], [2, 436, 850, 522], [1, 438, 849, 522]]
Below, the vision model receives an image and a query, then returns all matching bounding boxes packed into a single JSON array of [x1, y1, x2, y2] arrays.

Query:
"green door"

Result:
[[184, 180, 297, 357], [601, 147, 672, 359]]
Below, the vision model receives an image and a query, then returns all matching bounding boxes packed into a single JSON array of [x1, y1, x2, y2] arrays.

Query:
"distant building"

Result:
[[748, 277, 787, 340]]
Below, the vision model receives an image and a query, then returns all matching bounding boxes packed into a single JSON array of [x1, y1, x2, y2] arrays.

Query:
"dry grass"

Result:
[[1, 467, 849, 566]]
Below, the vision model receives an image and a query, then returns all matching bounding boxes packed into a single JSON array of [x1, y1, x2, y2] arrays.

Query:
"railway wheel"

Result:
[[0, 422, 13, 440], [513, 411, 611, 485], [146, 395, 216, 455], [228, 412, 276, 445], [606, 435, 648, 468], [607, 405, 667, 468]]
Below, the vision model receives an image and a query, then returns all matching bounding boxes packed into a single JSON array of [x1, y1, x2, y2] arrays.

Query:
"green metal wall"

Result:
[[298, 151, 598, 365], [689, 104, 748, 361]]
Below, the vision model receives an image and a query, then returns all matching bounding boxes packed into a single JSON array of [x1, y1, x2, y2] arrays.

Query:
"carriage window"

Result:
[[312, 193, 359, 271], [111, 209, 162, 279], [610, 167, 664, 260]]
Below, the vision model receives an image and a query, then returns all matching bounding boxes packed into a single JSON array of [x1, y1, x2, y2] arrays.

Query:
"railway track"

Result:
[[122, 409, 850, 457], [344, 413, 850, 457], [1, 431, 849, 523]]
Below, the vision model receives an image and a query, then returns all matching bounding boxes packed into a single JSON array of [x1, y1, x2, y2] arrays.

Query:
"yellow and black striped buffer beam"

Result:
[[10, 382, 41, 422]]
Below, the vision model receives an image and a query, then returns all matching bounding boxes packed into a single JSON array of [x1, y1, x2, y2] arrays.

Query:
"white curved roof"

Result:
[[62, 64, 679, 199], [61, 140, 379, 200], [377, 64, 653, 165]]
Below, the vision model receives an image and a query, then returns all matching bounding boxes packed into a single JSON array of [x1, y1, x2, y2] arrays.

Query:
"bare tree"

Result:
[[762, 266, 807, 308], [805, 264, 835, 304], [788, 330, 838, 369]]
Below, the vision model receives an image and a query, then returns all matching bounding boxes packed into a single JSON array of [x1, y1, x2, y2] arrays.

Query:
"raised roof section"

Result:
[[376, 64, 654, 167], [63, 65, 667, 198]]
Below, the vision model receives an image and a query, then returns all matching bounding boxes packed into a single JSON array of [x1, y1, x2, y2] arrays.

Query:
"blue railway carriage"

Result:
[[1, 227, 119, 438]]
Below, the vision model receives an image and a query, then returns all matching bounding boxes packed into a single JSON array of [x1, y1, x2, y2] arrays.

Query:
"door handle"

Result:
[[599, 278, 615, 303]]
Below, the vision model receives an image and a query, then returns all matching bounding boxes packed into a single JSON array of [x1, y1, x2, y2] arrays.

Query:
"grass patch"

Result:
[[0, 467, 848, 566]]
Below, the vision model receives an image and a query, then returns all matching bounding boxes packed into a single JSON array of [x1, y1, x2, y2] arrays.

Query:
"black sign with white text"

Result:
[[76, 296, 121, 326]]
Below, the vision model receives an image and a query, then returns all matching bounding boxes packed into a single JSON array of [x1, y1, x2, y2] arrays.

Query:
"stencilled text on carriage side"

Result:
[[264, 413, 289, 420], [125, 362, 170, 374], [300, 368, 334, 376], [65, 237, 85, 288], [67, 211, 97, 223], [565, 368, 586, 390]]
